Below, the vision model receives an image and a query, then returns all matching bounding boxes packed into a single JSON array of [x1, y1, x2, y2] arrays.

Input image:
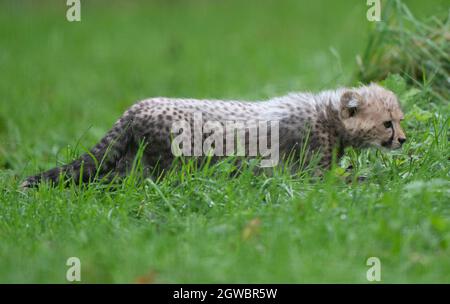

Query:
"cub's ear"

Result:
[[340, 91, 363, 119]]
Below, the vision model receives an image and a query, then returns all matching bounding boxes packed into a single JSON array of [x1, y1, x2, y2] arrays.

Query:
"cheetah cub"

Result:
[[22, 83, 406, 187]]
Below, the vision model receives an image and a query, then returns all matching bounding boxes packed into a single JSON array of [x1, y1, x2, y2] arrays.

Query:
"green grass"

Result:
[[356, 0, 450, 101], [0, 0, 449, 283]]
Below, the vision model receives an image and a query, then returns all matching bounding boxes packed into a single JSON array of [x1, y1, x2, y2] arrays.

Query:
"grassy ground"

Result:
[[0, 0, 449, 283]]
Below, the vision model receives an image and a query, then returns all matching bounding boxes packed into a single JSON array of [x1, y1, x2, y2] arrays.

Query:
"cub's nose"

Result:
[[398, 137, 406, 145]]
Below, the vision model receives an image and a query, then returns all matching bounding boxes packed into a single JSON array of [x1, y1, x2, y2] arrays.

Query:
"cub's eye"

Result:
[[383, 121, 393, 128]]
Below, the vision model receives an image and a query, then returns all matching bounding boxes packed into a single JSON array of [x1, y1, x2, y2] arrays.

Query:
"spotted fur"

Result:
[[22, 83, 406, 187]]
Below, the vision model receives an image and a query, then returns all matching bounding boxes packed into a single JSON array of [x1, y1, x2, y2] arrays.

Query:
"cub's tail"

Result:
[[21, 113, 135, 188]]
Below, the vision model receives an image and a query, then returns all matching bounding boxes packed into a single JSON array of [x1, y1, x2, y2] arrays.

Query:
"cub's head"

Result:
[[339, 84, 406, 149]]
